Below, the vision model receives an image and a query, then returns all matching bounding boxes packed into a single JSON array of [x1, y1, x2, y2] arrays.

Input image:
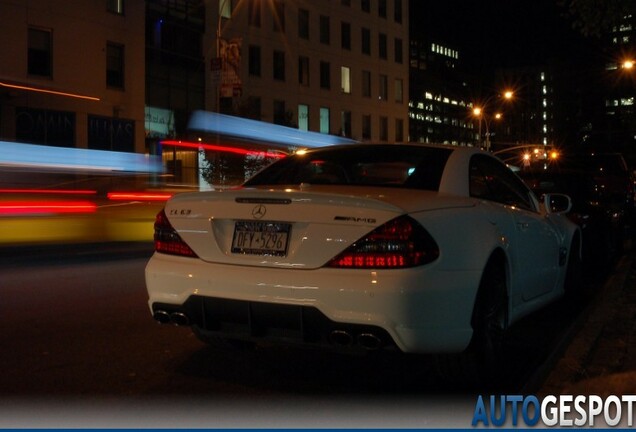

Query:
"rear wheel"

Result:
[[436, 259, 508, 384], [564, 236, 583, 302]]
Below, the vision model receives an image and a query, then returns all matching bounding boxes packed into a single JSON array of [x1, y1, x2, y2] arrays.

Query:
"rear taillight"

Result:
[[153, 209, 198, 258], [326, 215, 439, 269]]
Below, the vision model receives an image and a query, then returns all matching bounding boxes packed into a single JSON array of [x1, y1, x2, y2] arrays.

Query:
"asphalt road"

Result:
[[0, 243, 604, 428]]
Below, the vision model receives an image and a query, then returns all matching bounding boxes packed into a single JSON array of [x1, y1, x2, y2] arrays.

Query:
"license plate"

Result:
[[231, 221, 291, 256]]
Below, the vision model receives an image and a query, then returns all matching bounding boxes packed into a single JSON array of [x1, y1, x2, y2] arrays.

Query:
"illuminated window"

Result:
[[106, 42, 124, 88], [219, 0, 231, 19], [320, 107, 330, 134], [341, 66, 351, 93], [107, 0, 124, 15], [28, 28, 52, 77], [298, 104, 309, 131]]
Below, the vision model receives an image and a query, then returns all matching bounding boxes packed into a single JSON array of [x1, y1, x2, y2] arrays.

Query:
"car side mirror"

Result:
[[543, 193, 572, 214]]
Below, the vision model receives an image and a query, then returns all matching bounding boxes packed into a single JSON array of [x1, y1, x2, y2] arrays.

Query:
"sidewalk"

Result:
[[539, 250, 636, 396]]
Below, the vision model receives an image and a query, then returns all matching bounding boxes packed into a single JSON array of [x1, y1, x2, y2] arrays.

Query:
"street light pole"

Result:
[[472, 90, 514, 152]]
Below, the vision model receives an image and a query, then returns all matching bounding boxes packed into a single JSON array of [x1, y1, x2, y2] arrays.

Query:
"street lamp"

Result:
[[471, 90, 514, 151], [472, 107, 503, 152]]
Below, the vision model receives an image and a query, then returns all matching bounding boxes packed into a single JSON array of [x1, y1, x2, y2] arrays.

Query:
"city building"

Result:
[[0, 0, 146, 154], [408, 38, 475, 146], [206, 0, 409, 143]]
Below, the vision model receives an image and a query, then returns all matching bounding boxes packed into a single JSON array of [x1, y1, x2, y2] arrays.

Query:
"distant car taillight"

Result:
[[153, 209, 198, 258], [326, 215, 439, 269]]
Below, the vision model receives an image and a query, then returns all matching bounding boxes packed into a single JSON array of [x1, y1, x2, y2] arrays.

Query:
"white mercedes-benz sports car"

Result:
[[145, 143, 580, 372]]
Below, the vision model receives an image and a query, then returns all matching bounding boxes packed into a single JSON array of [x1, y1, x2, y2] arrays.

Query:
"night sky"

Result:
[[412, 0, 600, 74]]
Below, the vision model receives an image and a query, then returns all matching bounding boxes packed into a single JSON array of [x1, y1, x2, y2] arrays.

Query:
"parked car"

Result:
[[519, 169, 624, 272], [519, 152, 634, 270], [145, 143, 580, 378]]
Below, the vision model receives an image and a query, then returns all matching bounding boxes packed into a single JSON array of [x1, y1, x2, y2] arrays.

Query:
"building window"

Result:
[[320, 107, 330, 134], [299, 56, 310, 86], [341, 111, 352, 137], [395, 118, 404, 142], [361, 28, 371, 55], [299, 104, 309, 131], [380, 116, 388, 141], [361, 0, 370, 12], [248, 0, 261, 27], [274, 100, 286, 125], [379, 33, 387, 59], [394, 38, 403, 63], [394, 78, 403, 103], [249, 45, 261, 76], [273, 0, 285, 32], [299, 9, 309, 39], [320, 61, 331, 89], [341, 22, 351, 50], [107, 0, 124, 15], [362, 114, 371, 139], [320, 15, 330, 45], [379, 0, 387, 18], [341, 66, 351, 94], [106, 42, 124, 88], [342, 0, 351, 5], [379, 74, 388, 101], [394, 0, 402, 23], [28, 28, 52, 77], [219, 0, 231, 19], [273, 50, 285, 81], [362, 70, 371, 97]]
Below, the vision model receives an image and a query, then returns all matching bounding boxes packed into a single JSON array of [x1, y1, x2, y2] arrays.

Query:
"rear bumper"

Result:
[[145, 252, 481, 354]]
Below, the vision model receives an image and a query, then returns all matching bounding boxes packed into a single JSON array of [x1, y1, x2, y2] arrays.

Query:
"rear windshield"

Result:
[[244, 145, 452, 191]]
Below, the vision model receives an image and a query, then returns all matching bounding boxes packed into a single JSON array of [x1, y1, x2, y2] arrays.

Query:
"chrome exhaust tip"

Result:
[[329, 330, 353, 346], [357, 333, 383, 350], [153, 310, 171, 324], [170, 312, 190, 326]]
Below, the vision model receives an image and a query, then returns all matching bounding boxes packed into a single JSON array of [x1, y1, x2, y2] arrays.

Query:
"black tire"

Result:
[[564, 236, 583, 302], [469, 261, 509, 378], [435, 259, 508, 385]]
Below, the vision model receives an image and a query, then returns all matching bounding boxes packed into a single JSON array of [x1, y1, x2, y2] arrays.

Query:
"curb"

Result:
[[538, 252, 635, 395]]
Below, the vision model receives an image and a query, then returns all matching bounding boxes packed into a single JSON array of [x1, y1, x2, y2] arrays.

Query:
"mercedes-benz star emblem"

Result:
[[251, 204, 267, 219]]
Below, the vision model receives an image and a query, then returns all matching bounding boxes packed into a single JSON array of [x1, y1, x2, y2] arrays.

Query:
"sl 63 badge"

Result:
[[169, 208, 192, 216]]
